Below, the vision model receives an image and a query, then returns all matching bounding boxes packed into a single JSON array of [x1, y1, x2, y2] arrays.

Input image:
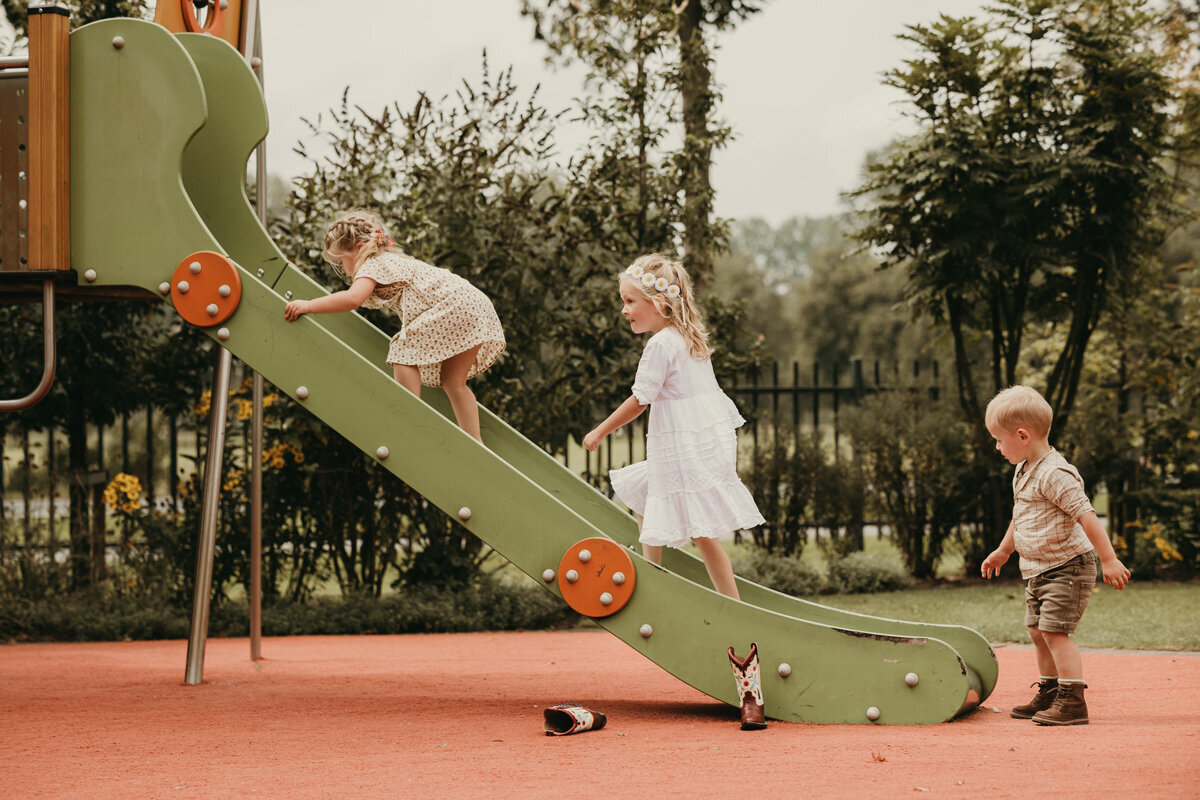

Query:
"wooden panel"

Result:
[[0, 71, 28, 273], [28, 5, 70, 271]]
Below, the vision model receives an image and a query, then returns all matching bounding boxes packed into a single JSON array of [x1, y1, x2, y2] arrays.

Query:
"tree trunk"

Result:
[[677, 0, 714, 282]]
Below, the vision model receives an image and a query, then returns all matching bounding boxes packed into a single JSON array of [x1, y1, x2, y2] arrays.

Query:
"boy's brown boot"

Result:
[[1010, 678, 1059, 719], [1033, 682, 1089, 726]]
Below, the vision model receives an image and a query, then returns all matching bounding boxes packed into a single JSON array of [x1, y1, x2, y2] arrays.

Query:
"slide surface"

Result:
[[70, 19, 996, 724]]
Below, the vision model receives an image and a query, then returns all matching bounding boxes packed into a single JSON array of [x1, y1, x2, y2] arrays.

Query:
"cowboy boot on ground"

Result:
[[727, 642, 767, 731], [543, 702, 607, 735]]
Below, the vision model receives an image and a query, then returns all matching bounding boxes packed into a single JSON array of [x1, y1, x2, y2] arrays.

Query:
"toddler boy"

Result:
[[981, 385, 1130, 725]]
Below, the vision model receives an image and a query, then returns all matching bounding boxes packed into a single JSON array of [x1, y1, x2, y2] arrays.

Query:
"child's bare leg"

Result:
[[440, 345, 483, 443], [1028, 626, 1059, 677], [691, 537, 740, 600], [392, 364, 422, 397], [636, 515, 662, 564], [1042, 631, 1083, 681]]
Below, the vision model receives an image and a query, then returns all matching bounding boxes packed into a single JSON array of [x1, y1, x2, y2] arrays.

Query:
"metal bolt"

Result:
[[542, 569, 555, 583], [612, 571, 626, 586], [457, 507, 471, 521], [599, 592, 613, 606], [217, 328, 230, 341], [251, 56, 262, 68], [158, 282, 170, 294], [866, 707, 881, 721], [565, 570, 578, 584], [284, 290, 293, 299], [218, 284, 231, 298], [84, 269, 96, 282], [177, 280, 190, 294], [205, 303, 219, 317], [112, 36, 124, 49], [219, 0, 229, 8], [256, 268, 264, 278], [376, 446, 389, 460], [578, 549, 591, 563], [295, 386, 308, 400], [778, 663, 792, 678], [189, 261, 202, 274], [639, 624, 653, 638], [905, 672, 919, 687]]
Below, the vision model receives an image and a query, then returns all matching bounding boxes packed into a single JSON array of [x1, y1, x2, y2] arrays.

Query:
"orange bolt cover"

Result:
[[557, 537, 636, 618], [169, 251, 241, 327]]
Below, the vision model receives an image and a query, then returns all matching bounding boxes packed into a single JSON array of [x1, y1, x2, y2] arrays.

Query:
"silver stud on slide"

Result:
[[376, 446, 389, 460], [778, 663, 792, 678], [176, 280, 190, 294], [251, 56, 262, 68], [611, 571, 626, 586], [205, 304, 219, 317], [639, 624, 653, 638], [284, 290, 293, 299], [457, 507, 471, 521], [295, 386, 308, 400], [578, 549, 592, 563], [189, 261, 202, 274], [112, 36, 124, 49], [905, 672, 919, 687], [217, 328, 230, 341], [218, 284, 232, 298], [599, 592, 613, 606], [542, 569, 555, 583], [84, 270, 97, 282], [565, 570, 579, 584], [158, 282, 171, 295], [256, 268, 265, 278], [866, 706, 881, 721]]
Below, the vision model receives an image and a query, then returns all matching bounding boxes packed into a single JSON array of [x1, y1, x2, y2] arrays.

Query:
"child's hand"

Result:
[[980, 548, 1010, 580], [1100, 556, 1131, 590], [582, 429, 604, 452], [284, 299, 311, 321]]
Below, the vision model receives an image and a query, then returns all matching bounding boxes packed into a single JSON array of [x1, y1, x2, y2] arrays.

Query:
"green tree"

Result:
[[520, 0, 766, 280], [854, 0, 1184, 551]]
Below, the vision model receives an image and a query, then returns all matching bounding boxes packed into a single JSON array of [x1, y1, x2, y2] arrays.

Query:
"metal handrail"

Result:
[[0, 280, 57, 412], [0, 56, 30, 70]]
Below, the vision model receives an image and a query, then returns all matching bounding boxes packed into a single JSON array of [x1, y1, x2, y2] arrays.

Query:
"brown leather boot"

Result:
[[1010, 678, 1059, 719], [1033, 682, 1089, 726], [728, 642, 767, 731]]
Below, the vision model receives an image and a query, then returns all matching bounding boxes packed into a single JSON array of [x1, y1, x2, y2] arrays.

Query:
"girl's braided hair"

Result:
[[323, 210, 401, 270]]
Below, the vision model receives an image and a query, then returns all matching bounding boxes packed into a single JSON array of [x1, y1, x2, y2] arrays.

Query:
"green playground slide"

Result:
[[70, 19, 995, 723]]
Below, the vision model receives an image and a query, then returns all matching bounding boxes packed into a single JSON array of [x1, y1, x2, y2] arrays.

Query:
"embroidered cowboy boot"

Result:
[[543, 702, 607, 735], [1010, 678, 1059, 719], [1033, 682, 1089, 726], [727, 642, 767, 730]]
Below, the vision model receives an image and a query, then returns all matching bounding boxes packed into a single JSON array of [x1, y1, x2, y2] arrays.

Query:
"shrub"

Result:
[[733, 549, 825, 596], [825, 551, 912, 595]]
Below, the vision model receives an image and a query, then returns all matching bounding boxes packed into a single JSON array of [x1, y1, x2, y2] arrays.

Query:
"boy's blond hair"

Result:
[[985, 385, 1053, 437]]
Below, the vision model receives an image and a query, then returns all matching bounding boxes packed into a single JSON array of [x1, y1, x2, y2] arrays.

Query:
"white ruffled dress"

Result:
[[609, 328, 765, 548]]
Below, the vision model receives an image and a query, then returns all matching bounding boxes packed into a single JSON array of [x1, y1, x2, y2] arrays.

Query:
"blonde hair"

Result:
[[985, 385, 1053, 437], [323, 210, 403, 271], [622, 254, 711, 359]]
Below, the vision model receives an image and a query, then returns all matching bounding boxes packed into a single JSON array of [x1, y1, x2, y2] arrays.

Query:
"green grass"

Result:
[[810, 581, 1200, 651]]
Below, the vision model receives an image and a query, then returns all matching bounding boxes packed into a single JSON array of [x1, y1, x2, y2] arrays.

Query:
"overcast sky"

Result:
[[259, 1, 987, 224]]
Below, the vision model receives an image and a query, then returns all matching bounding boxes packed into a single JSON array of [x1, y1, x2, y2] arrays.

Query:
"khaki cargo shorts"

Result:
[[1024, 551, 1096, 634]]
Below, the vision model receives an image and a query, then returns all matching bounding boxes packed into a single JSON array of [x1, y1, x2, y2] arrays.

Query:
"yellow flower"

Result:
[[103, 473, 143, 514], [236, 398, 253, 421]]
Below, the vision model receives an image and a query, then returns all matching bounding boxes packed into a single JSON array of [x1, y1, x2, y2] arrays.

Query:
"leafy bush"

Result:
[[825, 551, 911, 595], [733, 549, 825, 596]]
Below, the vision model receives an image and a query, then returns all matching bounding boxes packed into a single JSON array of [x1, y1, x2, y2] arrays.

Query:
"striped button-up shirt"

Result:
[[1011, 448, 1094, 579]]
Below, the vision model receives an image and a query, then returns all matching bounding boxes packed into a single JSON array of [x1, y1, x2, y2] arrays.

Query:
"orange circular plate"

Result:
[[557, 537, 636, 618], [169, 251, 242, 327]]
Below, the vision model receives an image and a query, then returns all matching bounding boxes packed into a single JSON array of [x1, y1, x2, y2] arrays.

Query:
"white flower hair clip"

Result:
[[624, 264, 680, 298]]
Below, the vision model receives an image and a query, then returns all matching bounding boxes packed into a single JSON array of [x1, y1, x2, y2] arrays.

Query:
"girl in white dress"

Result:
[[583, 254, 764, 598], [284, 210, 505, 443]]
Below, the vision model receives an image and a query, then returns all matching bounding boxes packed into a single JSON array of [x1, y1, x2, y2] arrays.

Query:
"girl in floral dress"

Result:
[[284, 210, 505, 444], [583, 254, 764, 598]]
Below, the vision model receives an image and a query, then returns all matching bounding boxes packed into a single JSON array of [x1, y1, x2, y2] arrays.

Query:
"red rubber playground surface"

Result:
[[2, 630, 1198, 799]]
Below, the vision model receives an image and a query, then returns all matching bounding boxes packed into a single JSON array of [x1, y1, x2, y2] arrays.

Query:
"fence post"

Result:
[[852, 357, 864, 403]]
